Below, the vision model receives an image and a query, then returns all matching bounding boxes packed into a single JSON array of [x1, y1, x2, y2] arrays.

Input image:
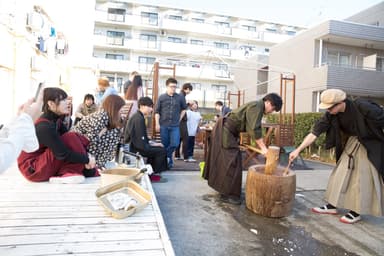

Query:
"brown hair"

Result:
[[101, 94, 125, 129], [98, 77, 110, 88], [124, 75, 143, 100], [42, 87, 68, 113]]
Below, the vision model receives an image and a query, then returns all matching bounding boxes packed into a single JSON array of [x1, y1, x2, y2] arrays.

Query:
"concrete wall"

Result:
[[268, 23, 330, 113], [345, 2, 384, 27], [269, 20, 384, 113]]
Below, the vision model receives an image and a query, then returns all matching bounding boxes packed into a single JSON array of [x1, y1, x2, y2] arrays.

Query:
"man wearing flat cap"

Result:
[[290, 88, 384, 224]]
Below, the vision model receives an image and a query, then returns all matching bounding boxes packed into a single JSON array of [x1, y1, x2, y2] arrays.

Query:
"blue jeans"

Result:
[[160, 126, 180, 165]]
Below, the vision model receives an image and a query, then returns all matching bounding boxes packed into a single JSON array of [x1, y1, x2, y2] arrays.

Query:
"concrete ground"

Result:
[[152, 149, 384, 256]]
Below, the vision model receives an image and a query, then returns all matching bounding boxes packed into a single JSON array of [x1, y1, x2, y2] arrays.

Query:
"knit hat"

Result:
[[318, 89, 346, 109]]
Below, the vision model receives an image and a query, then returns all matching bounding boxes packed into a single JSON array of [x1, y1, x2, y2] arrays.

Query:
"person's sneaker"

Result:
[[340, 211, 361, 224], [49, 173, 85, 184], [186, 158, 197, 162], [175, 157, 183, 160], [312, 204, 337, 214], [150, 174, 168, 183], [220, 194, 241, 205]]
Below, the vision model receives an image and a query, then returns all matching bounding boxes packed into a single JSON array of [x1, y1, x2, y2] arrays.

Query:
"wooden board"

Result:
[[0, 164, 174, 256]]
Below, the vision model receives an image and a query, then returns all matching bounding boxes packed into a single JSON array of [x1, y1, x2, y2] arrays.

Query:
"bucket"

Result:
[[199, 161, 205, 177]]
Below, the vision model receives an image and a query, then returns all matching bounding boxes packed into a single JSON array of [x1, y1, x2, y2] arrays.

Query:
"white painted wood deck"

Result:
[[0, 164, 174, 256]]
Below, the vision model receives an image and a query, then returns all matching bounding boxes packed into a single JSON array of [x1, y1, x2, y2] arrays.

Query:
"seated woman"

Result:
[[74, 94, 97, 125], [124, 97, 168, 182], [72, 94, 125, 168], [17, 87, 96, 184]]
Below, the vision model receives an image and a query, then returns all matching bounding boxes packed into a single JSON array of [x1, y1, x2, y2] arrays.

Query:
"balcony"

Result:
[[94, 57, 233, 82], [261, 31, 292, 43], [316, 63, 384, 97], [93, 58, 133, 73], [95, 10, 158, 28], [231, 28, 261, 40]]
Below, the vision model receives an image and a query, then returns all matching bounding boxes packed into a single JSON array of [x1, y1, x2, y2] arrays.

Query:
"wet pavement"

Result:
[[152, 149, 384, 256]]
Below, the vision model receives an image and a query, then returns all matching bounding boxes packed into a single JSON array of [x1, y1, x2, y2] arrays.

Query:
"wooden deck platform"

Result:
[[0, 164, 174, 256]]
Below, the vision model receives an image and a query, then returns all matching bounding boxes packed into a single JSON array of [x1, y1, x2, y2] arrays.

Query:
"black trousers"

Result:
[[131, 145, 168, 173], [175, 120, 189, 159]]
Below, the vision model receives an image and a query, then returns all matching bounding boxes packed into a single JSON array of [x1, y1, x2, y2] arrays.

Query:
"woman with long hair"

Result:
[[122, 75, 143, 120], [72, 94, 126, 168], [18, 87, 96, 184]]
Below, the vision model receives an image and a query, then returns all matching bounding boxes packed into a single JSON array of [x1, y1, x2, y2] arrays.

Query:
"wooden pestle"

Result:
[[264, 146, 280, 175]]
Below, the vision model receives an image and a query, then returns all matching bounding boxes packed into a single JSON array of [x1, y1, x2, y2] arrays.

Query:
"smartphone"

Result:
[[34, 82, 43, 102]]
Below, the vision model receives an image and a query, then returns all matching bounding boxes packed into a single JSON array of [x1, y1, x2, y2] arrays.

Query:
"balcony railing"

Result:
[[93, 57, 234, 81], [94, 10, 294, 44], [316, 62, 384, 72]]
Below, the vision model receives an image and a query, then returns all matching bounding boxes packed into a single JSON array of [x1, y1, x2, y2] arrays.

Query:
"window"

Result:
[[105, 54, 124, 60], [213, 63, 229, 78], [169, 15, 182, 20], [140, 34, 157, 48], [339, 53, 351, 66], [212, 63, 228, 70], [215, 21, 230, 28], [191, 18, 204, 23], [138, 56, 156, 71], [190, 61, 201, 68], [377, 57, 384, 71], [168, 37, 182, 43], [107, 8, 125, 22], [141, 12, 158, 26], [327, 51, 338, 65], [211, 84, 227, 100], [106, 31, 124, 46], [286, 30, 296, 36], [106, 76, 123, 91], [214, 42, 229, 49], [265, 27, 277, 33], [139, 56, 156, 64], [326, 50, 351, 66], [190, 39, 203, 45], [242, 25, 256, 32], [166, 58, 180, 66], [191, 83, 201, 90]]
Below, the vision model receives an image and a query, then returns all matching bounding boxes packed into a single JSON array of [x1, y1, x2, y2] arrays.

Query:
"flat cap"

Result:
[[318, 89, 346, 109]]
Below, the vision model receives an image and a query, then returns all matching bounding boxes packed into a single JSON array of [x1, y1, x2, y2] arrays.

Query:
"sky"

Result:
[[136, 0, 383, 27]]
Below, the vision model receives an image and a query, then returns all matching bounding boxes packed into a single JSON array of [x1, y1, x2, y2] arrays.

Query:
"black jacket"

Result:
[[312, 98, 384, 179]]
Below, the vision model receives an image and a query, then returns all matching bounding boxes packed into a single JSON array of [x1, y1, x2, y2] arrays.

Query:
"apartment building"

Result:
[[0, 0, 70, 121], [93, 0, 304, 108], [268, 2, 384, 113]]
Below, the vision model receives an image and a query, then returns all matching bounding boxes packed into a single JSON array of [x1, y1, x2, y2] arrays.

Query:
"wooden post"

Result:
[[150, 62, 176, 139], [151, 62, 159, 139]]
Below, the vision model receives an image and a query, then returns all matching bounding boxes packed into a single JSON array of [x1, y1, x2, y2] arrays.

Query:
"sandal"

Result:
[[340, 212, 361, 224], [312, 204, 337, 214]]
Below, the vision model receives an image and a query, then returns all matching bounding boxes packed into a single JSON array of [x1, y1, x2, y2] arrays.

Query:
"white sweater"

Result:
[[0, 113, 39, 173]]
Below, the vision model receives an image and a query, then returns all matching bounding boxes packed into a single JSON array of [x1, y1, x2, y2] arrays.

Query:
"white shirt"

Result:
[[186, 110, 202, 136], [0, 113, 39, 173]]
